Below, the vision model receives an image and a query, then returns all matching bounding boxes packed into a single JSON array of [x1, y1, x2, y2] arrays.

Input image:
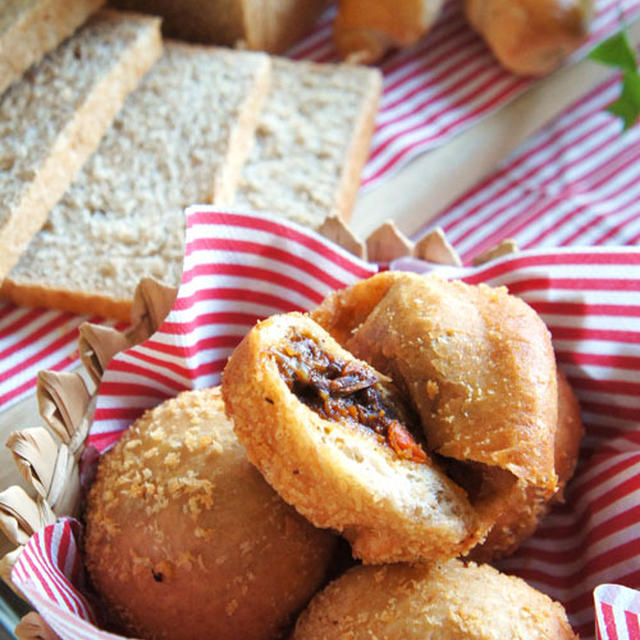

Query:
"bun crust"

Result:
[[465, 0, 594, 76], [84, 387, 336, 640], [470, 368, 583, 561], [292, 560, 579, 640]]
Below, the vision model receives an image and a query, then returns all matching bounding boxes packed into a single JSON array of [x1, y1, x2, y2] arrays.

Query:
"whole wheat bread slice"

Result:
[[0, 9, 162, 280], [2, 44, 272, 321], [233, 57, 382, 228], [0, 0, 106, 96]]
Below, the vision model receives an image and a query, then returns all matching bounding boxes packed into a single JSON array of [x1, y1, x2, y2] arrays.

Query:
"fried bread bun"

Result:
[[292, 559, 578, 640], [84, 387, 336, 640], [222, 312, 482, 564], [312, 272, 559, 526]]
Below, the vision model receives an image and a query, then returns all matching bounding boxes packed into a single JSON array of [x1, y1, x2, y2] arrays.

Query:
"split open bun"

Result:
[[84, 386, 336, 640], [223, 272, 567, 563], [292, 559, 579, 640], [222, 312, 482, 564]]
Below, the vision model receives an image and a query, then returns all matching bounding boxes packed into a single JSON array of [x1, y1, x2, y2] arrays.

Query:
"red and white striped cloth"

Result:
[[416, 72, 640, 261], [595, 584, 640, 639], [10, 209, 640, 640], [1, 0, 639, 412]]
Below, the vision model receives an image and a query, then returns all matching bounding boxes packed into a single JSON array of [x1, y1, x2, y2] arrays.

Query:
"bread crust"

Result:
[[111, 0, 329, 53], [292, 560, 579, 640], [468, 367, 583, 561], [0, 278, 132, 322], [0, 0, 105, 95], [84, 386, 336, 640], [222, 311, 482, 564]]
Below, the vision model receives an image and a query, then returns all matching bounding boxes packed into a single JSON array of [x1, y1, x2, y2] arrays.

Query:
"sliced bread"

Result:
[[0, 0, 105, 95], [109, 0, 329, 53], [0, 9, 161, 280], [233, 58, 382, 229], [1, 44, 272, 321]]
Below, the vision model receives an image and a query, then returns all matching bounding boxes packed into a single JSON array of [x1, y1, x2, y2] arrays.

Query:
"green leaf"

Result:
[[589, 30, 638, 73], [606, 70, 640, 130]]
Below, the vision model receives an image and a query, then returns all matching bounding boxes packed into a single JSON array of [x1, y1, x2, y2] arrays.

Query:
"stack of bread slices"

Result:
[[0, 0, 382, 321]]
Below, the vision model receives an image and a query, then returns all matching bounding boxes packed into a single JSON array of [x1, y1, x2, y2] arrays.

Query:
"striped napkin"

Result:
[[1, 0, 639, 412], [595, 584, 640, 639], [10, 208, 640, 640]]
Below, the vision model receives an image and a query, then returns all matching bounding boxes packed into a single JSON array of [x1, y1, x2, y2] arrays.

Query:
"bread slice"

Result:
[[110, 0, 329, 53], [0, 0, 106, 95], [1, 44, 272, 321], [0, 9, 162, 280], [233, 58, 382, 229]]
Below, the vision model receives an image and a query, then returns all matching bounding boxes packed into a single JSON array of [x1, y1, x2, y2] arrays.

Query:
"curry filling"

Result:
[[272, 331, 427, 464]]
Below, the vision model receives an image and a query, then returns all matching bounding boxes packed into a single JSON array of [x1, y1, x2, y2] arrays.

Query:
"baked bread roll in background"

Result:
[[84, 387, 336, 640], [465, 0, 595, 75], [334, 0, 445, 63], [292, 559, 579, 640]]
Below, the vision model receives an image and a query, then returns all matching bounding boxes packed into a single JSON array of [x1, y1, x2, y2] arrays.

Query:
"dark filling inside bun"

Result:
[[272, 330, 428, 463]]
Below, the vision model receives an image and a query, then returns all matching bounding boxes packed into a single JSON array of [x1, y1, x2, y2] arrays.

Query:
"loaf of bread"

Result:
[[1, 44, 271, 321], [0, 0, 105, 95], [109, 0, 329, 53], [233, 58, 382, 228], [0, 9, 161, 281]]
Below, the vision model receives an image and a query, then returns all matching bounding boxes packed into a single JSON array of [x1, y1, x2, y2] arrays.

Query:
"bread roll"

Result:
[[470, 367, 583, 561], [334, 0, 444, 63], [84, 387, 336, 640], [313, 271, 559, 499], [292, 560, 578, 640], [465, 0, 595, 75]]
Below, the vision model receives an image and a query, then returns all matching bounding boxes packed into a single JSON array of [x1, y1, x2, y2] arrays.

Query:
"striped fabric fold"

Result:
[[88, 208, 377, 453], [595, 584, 640, 640], [9, 212, 640, 640]]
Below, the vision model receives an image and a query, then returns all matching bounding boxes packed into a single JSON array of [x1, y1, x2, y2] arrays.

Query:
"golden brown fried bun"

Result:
[[222, 312, 482, 565], [470, 367, 583, 561], [84, 387, 336, 640], [292, 560, 578, 640], [313, 272, 558, 495]]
